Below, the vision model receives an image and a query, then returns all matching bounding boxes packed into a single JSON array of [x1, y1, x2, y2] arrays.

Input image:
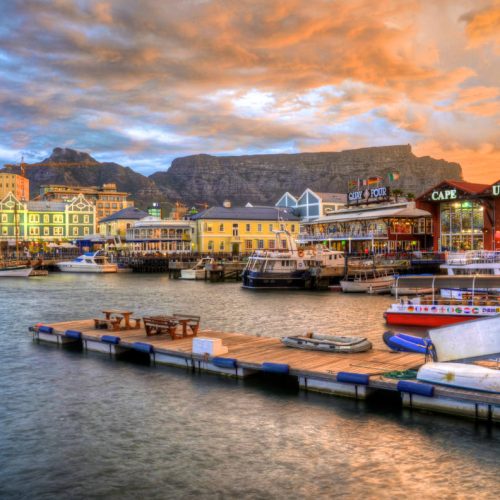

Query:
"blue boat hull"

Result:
[[383, 331, 431, 354]]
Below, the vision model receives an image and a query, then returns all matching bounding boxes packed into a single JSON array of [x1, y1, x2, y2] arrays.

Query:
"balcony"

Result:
[[297, 231, 389, 242]]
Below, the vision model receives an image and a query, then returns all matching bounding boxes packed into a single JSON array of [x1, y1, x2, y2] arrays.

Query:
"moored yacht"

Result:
[[0, 264, 32, 277], [180, 257, 214, 280], [441, 251, 500, 276], [242, 231, 345, 289], [57, 251, 117, 273], [340, 268, 396, 293]]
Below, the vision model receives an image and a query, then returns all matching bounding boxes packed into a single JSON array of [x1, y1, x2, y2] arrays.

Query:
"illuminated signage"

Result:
[[493, 184, 500, 196], [431, 189, 457, 201], [348, 186, 389, 204]]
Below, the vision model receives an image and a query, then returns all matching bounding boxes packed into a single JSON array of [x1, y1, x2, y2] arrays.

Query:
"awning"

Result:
[[311, 205, 431, 224], [395, 275, 500, 290]]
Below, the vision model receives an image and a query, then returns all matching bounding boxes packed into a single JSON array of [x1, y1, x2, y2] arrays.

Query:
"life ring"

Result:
[[298, 250, 304, 257]]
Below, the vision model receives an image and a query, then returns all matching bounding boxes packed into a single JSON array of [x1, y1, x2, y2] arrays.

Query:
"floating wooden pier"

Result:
[[31, 319, 500, 423]]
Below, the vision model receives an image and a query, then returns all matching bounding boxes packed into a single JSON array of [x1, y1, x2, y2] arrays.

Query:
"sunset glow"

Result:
[[1, 0, 498, 180]]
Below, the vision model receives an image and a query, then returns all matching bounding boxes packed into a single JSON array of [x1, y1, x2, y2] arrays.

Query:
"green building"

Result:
[[0, 192, 96, 245]]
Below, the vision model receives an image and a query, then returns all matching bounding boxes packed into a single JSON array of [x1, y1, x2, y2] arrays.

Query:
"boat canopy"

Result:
[[394, 275, 500, 290]]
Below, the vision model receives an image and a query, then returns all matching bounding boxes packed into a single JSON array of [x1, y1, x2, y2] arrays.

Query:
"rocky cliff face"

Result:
[[151, 145, 462, 206], [1, 145, 462, 208]]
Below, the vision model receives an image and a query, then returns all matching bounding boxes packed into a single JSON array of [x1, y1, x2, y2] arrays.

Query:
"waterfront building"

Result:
[[126, 216, 195, 254], [0, 172, 30, 201], [98, 207, 149, 239], [417, 179, 500, 251], [39, 183, 133, 221], [147, 202, 162, 218], [299, 201, 432, 253], [276, 189, 347, 221], [191, 204, 300, 254], [0, 192, 95, 245]]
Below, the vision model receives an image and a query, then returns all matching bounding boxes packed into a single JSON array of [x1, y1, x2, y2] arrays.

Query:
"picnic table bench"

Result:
[[94, 310, 141, 331], [143, 313, 200, 339]]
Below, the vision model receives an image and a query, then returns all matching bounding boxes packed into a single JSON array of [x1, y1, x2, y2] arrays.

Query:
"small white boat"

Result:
[[57, 251, 117, 273], [180, 257, 213, 280], [341, 269, 395, 293], [281, 332, 372, 353], [0, 265, 32, 277], [417, 362, 500, 394]]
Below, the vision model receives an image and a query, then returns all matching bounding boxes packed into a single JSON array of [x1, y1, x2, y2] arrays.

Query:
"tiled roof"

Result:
[[99, 207, 148, 223], [445, 180, 490, 194], [191, 206, 300, 221]]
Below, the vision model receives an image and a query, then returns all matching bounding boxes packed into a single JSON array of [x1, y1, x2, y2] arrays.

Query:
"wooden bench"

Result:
[[143, 316, 178, 338], [94, 318, 121, 331], [129, 317, 142, 329]]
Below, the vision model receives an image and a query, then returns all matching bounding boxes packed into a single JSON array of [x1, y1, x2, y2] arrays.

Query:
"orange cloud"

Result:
[[461, 1, 500, 53]]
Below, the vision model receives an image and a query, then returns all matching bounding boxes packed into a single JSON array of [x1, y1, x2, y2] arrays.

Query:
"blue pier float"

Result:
[[38, 325, 54, 334], [132, 342, 154, 354], [64, 330, 82, 340], [212, 357, 237, 369], [101, 335, 121, 345], [397, 380, 434, 397], [262, 362, 289, 375], [337, 372, 370, 385]]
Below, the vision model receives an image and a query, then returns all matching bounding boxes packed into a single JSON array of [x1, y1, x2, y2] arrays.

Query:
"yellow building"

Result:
[[0, 173, 30, 201], [191, 205, 300, 254]]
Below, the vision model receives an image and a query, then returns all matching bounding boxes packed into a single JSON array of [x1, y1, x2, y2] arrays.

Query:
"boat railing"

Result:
[[298, 230, 388, 241], [398, 295, 500, 307], [445, 251, 500, 265]]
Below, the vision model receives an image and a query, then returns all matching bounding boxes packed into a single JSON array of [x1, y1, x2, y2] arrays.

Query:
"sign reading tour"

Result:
[[348, 186, 390, 205]]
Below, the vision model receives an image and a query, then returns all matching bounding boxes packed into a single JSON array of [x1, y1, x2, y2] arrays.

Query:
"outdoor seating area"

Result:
[[143, 314, 201, 339], [94, 310, 141, 331]]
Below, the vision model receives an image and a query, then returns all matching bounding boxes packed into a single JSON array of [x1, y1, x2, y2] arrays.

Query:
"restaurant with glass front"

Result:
[[417, 180, 500, 251]]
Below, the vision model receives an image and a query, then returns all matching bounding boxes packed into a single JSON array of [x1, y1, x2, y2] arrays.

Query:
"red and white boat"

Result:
[[384, 300, 499, 327]]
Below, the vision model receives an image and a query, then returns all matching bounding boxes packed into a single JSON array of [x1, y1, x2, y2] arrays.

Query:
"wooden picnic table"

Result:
[[102, 309, 134, 329], [143, 314, 200, 339]]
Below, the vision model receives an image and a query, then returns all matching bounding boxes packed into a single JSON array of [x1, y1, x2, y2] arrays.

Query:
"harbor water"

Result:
[[0, 274, 498, 499]]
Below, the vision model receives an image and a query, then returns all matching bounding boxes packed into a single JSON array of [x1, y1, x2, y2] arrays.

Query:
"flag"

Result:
[[388, 171, 400, 181], [367, 176, 383, 185], [348, 179, 357, 190]]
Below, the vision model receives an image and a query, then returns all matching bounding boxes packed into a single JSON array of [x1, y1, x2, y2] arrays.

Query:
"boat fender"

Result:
[[262, 362, 290, 375], [101, 335, 121, 345], [132, 342, 154, 354], [337, 372, 369, 385], [38, 325, 54, 334], [64, 330, 82, 340], [212, 357, 237, 369], [397, 380, 434, 397]]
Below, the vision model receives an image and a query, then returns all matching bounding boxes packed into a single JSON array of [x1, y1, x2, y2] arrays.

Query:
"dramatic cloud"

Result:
[[0, 0, 498, 182]]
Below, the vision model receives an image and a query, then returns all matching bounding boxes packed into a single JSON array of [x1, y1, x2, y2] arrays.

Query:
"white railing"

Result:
[[445, 251, 500, 265], [298, 231, 388, 241]]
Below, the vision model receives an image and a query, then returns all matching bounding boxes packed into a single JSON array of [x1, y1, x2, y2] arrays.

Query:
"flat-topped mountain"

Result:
[[151, 145, 462, 206], [1, 145, 463, 208]]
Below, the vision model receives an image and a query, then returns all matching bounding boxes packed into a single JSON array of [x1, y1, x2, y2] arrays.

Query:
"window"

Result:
[[268, 240, 275, 249], [54, 227, 63, 236], [245, 240, 253, 250], [29, 214, 39, 223], [232, 223, 239, 236], [73, 227, 79, 236], [257, 239, 264, 249], [84, 227, 89, 235], [1, 214, 7, 223], [54, 214, 63, 223], [84, 215, 89, 224], [72, 215, 79, 223], [257, 224, 262, 232], [208, 240, 214, 251], [280, 224, 285, 230], [219, 241, 224, 251], [219, 224, 224, 232], [2, 227, 7, 235], [29, 227, 39, 236], [43, 214, 50, 223], [291, 224, 295, 233], [269, 224, 273, 231], [43, 227, 50, 236], [246, 224, 251, 232], [281, 239, 287, 249]]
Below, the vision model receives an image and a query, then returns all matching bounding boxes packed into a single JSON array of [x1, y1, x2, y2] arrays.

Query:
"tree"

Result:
[[392, 188, 403, 202]]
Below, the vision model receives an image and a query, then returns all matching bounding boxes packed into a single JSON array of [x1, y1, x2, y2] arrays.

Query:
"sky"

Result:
[[0, 0, 498, 181]]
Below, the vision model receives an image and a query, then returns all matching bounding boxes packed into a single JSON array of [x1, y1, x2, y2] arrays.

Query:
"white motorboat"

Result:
[[0, 265, 32, 277], [340, 268, 395, 293], [417, 362, 500, 394], [441, 251, 500, 276], [180, 257, 213, 280], [57, 251, 118, 273]]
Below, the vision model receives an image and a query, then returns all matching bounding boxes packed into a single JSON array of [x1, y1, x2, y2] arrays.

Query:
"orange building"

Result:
[[0, 173, 30, 201]]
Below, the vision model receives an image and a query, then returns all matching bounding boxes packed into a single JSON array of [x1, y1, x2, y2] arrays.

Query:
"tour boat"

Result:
[[242, 231, 345, 289], [340, 268, 395, 293], [417, 362, 500, 394], [56, 251, 118, 273], [384, 295, 500, 327], [281, 332, 372, 353], [180, 257, 214, 280], [441, 251, 500, 276], [0, 264, 33, 277]]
